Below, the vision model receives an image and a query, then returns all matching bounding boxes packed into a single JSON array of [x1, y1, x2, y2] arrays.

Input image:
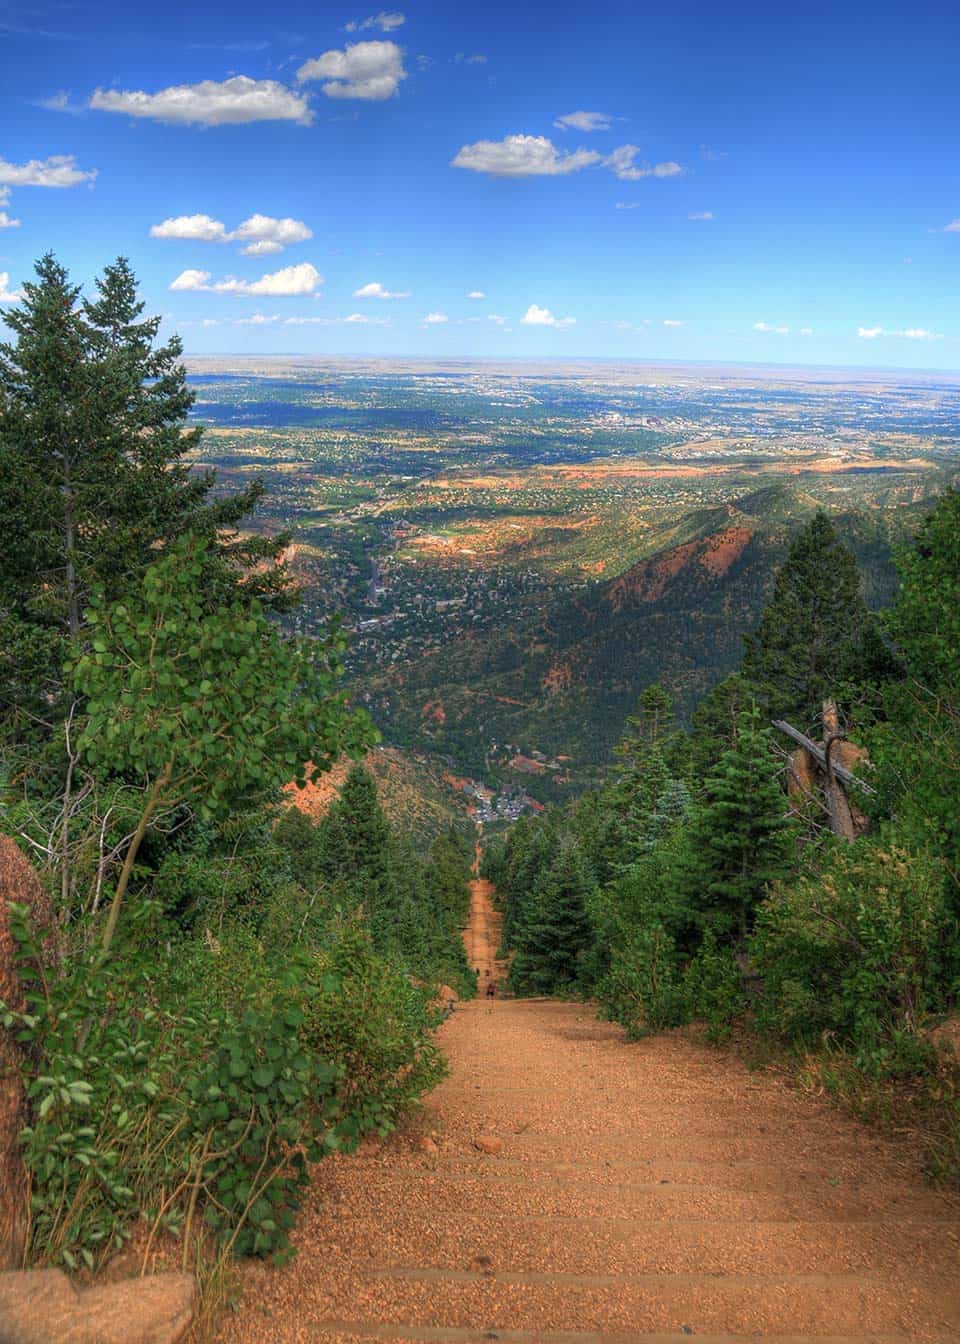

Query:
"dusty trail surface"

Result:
[[221, 880, 960, 1344]]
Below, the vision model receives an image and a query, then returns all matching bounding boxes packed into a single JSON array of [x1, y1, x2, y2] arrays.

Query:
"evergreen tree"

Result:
[[868, 490, 960, 908], [0, 254, 290, 741], [679, 706, 796, 941], [510, 844, 594, 995], [741, 511, 892, 728]]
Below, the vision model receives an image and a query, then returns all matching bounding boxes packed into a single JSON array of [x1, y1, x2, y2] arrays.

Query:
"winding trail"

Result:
[[222, 879, 960, 1344]]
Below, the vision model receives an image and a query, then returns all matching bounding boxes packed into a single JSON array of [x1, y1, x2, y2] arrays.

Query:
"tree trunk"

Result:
[[0, 840, 55, 1269]]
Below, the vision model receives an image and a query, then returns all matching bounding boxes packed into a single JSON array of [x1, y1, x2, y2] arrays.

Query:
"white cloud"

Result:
[[0, 272, 23, 303], [278, 313, 391, 326], [422, 312, 449, 324], [488, 314, 505, 324], [0, 211, 21, 229], [235, 312, 280, 325], [296, 40, 406, 100], [345, 11, 405, 32], [615, 201, 642, 210], [521, 303, 575, 328], [0, 187, 8, 205], [232, 214, 312, 253], [454, 52, 487, 64], [169, 262, 322, 296], [799, 327, 814, 335], [90, 76, 311, 126], [688, 210, 714, 220], [857, 325, 943, 340], [754, 321, 790, 334], [662, 319, 685, 327], [353, 280, 410, 298], [606, 146, 684, 181], [554, 111, 613, 132], [344, 312, 390, 323], [151, 213, 229, 242], [0, 154, 97, 188], [452, 134, 601, 178], [467, 290, 485, 299], [151, 212, 312, 256], [941, 219, 960, 233]]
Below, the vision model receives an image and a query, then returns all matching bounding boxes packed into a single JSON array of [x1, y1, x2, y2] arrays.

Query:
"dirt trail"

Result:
[[221, 881, 960, 1344], [462, 877, 507, 990]]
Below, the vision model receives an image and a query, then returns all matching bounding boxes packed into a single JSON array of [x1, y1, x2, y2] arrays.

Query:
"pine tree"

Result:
[[0, 254, 290, 740], [510, 844, 594, 994], [741, 511, 892, 728], [680, 706, 796, 941]]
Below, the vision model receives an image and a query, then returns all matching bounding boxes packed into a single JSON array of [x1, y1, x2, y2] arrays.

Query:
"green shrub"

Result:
[[680, 931, 745, 1043], [301, 919, 447, 1143], [752, 842, 954, 1074]]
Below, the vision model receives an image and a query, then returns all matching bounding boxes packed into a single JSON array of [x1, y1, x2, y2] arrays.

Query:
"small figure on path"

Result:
[[485, 980, 495, 1000]]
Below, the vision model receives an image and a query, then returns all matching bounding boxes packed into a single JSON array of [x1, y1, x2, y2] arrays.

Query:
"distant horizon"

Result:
[[181, 352, 960, 382]]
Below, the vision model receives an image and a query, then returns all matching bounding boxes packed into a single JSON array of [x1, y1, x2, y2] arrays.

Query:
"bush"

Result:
[[301, 919, 447, 1143], [3, 902, 447, 1272], [752, 843, 955, 1074]]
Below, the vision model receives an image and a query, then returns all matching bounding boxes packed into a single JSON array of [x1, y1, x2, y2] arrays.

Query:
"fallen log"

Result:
[[772, 720, 874, 794]]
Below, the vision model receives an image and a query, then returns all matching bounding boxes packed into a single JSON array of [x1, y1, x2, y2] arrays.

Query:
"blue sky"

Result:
[[2, 0, 959, 367]]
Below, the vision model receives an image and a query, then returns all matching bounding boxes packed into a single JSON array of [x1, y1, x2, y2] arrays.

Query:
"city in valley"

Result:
[[186, 355, 960, 816]]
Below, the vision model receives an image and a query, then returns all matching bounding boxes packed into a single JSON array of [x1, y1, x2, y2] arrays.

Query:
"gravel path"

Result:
[[220, 881, 960, 1344]]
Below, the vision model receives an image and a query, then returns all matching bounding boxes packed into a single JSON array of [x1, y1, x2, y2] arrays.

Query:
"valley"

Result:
[[186, 356, 960, 797]]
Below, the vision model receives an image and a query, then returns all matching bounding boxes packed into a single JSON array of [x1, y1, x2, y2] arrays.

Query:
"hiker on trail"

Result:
[[486, 980, 495, 999]]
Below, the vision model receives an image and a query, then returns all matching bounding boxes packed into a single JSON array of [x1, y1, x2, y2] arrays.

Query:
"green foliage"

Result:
[[678, 706, 796, 941], [752, 843, 955, 1073], [3, 898, 449, 1271], [741, 510, 893, 728], [509, 843, 595, 996], [0, 254, 289, 747], [301, 920, 447, 1141], [70, 535, 372, 953]]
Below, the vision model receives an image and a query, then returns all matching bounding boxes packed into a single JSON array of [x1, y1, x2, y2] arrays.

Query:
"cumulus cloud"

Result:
[[0, 272, 23, 303], [554, 111, 613, 132], [90, 76, 311, 126], [688, 210, 714, 220], [467, 290, 485, 299], [662, 319, 685, 327], [353, 280, 410, 298], [857, 325, 943, 340], [232, 214, 312, 253], [151, 213, 312, 256], [754, 321, 790, 334], [606, 146, 684, 180], [615, 201, 642, 210], [345, 11, 405, 31], [941, 219, 960, 233], [0, 154, 97, 187], [452, 134, 601, 178], [422, 312, 449, 323], [296, 41, 406, 100], [488, 314, 505, 324], [521, 303, 575, 328], [0, 211, 21, 229], [799, 327, 814, 335], [170, 262, 322, 296], [151, 213, 229, 242]]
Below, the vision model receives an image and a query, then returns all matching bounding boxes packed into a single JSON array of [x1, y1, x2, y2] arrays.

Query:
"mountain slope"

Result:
[[364, 484, 923, 778]]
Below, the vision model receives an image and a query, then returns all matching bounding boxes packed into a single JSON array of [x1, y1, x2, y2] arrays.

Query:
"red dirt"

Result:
[[219, 880, 960, 1344]]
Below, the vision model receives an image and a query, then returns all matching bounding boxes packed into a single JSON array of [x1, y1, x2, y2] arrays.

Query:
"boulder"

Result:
[[0, 1268, 195, 1344], [474, 1135, 503, 1156]]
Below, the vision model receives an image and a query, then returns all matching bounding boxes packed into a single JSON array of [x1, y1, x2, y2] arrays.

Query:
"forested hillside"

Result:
[[362, 481, 929, 777]]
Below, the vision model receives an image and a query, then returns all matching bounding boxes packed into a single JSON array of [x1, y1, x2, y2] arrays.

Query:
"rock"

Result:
[[474, 1135, 503, 1156], [0, 1268, 195, 1344], [418, 1137, 439, 1156]]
